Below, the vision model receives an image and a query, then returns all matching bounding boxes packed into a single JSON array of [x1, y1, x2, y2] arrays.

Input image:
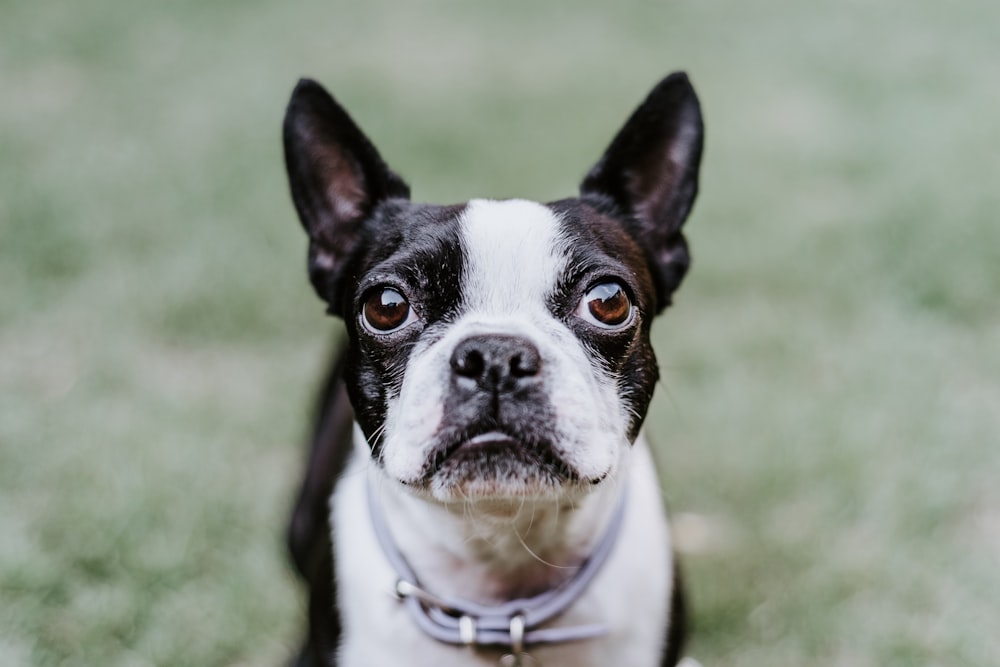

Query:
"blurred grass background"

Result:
[[2, 0, 998, 665]]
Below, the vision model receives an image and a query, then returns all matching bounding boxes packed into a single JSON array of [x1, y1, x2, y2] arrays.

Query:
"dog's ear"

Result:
[[283, 79, 410, 314], [581, 72, 704, 312]]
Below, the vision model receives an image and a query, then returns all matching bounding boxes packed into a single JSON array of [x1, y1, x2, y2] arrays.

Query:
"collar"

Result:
[[366, 478, 627, 656]]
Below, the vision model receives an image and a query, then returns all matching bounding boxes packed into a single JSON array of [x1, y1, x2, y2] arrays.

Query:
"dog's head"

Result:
[[283, 74, 703, 507]]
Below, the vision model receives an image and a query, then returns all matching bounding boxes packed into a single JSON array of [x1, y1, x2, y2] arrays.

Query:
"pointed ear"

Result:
[[283, 79, 410, 314], [581, 72, 704, 312]]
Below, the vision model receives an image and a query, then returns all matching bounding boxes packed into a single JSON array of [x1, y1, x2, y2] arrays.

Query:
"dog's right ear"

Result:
[[581, 72, 704, 313], [283, 79, 410, 315]]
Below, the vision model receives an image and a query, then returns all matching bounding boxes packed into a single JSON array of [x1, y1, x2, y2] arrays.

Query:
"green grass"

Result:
[[2, 0, 998, 665]]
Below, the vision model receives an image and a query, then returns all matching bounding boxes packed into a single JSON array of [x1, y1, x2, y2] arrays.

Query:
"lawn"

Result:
[[1, 0, 998, 665]]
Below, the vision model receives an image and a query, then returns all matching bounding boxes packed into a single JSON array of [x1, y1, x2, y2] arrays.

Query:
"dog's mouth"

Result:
[[412, 429, 581, 500], [442, 430, 573, 473], [449, 431, 523, 456]]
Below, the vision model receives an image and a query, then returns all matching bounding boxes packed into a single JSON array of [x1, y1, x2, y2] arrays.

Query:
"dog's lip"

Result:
[[411, 429, 586, 490], [463, 431, 519, 448], [437, 429, 577, 478], [438, 430, 521, 462]]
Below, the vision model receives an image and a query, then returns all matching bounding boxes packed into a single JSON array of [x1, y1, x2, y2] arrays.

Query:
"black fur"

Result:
[[287, 348, 353, 667], [662, 559, 690, 666]]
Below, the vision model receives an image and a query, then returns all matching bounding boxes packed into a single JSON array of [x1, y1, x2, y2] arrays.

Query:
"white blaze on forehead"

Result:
[[459, 199, 567, 314]]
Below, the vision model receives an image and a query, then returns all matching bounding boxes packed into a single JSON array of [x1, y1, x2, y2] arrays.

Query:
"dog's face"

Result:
[[332, 197, 659, 503], [283, 74, 703, 505]]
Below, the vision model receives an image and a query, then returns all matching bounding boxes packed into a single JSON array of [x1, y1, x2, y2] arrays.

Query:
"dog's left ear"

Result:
[[283, 79, 411, 315], [581, 72, 704, 312]]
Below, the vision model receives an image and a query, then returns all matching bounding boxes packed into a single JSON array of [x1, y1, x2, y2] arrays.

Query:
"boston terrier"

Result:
[[282, 71, 704, 667]]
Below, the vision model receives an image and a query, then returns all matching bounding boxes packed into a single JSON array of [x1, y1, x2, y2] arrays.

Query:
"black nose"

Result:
[[450, 334, 541, 392]]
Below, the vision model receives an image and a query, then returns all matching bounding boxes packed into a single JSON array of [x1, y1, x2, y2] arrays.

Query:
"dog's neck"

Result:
[[369, 465, 626, 605]]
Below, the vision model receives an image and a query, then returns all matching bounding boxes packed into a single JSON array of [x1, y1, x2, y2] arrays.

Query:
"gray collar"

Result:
[[367, 480, 627, 655]]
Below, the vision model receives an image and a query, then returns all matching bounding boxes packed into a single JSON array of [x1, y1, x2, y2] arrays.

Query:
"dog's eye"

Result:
[[577, 281, 633, 328], [362, 287, 413, 333]]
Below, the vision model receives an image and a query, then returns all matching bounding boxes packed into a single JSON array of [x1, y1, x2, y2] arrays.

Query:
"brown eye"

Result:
[[362, 287, 412, 332], [578, 282, 633, 328]]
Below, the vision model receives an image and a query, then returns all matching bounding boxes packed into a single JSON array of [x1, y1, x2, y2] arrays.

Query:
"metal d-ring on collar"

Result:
[[366, 478, 627, 656]]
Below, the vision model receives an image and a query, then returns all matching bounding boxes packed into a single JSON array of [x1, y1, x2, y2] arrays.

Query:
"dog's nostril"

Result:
[[453, 349, 485, 378], [510, 354, 523, 377], [509, 350, 540, 377]]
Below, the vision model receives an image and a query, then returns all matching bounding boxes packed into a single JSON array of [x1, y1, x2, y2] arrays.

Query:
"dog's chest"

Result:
[[330, 438, 674, 667]]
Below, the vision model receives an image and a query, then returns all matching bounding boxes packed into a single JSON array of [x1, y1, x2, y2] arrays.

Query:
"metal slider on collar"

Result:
[[499, 615, 532, 667], [459, 615, 477, 645], [395, 578, 457, 611], [509, 613, 525, 655]]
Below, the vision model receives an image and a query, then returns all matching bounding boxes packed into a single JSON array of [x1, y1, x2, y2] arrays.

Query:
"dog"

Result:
[[281, 70, 704, 667]]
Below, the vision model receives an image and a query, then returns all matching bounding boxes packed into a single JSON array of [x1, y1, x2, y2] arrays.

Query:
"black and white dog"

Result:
[[282, 71, 704, 667]]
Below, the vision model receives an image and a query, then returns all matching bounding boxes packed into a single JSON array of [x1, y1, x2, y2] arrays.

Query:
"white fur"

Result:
[[333, 429, 673, 667]]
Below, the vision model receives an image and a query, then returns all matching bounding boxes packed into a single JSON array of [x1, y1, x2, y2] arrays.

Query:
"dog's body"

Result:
[[282, 72, 704, 667]]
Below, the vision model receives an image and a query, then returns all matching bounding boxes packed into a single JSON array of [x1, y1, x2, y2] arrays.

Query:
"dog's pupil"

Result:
[[365, 288, 409, 330]]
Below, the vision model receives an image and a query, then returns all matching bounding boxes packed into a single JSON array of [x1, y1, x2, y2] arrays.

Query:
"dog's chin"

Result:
[[404, 432, 594, 507]]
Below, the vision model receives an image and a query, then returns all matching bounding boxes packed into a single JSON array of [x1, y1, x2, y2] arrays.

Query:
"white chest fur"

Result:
[[330, 432, 675, 667]]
